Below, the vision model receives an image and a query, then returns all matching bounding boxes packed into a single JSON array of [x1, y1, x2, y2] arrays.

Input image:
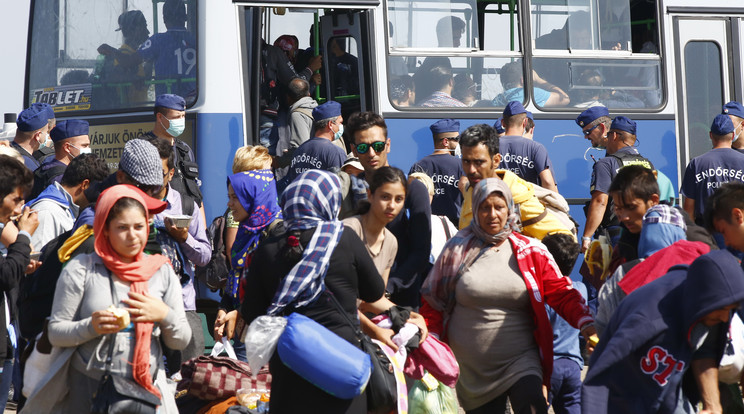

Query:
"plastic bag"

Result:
[[720, 313, 744, 384], [243, 315, 287, 375], [408, 374, 458, 414], [211, 337, 238, 359]]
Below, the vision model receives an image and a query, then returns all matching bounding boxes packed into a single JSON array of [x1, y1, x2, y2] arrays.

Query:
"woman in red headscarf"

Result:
[[29, 185, 191, 413]]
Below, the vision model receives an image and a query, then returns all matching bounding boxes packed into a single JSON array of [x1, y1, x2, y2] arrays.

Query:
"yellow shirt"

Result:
[[459, 170, 574, 240]]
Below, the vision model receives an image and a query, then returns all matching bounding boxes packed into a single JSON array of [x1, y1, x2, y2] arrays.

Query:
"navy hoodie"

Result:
[[582, 250, 744, 414]]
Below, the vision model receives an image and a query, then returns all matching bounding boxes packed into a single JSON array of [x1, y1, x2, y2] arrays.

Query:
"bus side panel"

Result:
[[537, 119, 678, 199], [196, 112, 244, 221]]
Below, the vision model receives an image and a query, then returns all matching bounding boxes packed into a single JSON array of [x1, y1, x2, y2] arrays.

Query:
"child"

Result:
[[541, 233, 585, 414]]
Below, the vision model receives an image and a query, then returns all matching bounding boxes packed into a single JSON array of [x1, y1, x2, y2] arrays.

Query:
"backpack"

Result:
[[610, 152, 655, 172], [531, 185, 579, 237], [195, 210, 230, 290], [586, 152, 655, 229], [17, 228, 95, 341], [29, 164, 67, 200]]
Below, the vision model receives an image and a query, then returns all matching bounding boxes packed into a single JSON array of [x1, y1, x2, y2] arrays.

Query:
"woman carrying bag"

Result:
[[241, 170, 426, 414], [421, 178, 595, 414], [22, 185, 191, 413]]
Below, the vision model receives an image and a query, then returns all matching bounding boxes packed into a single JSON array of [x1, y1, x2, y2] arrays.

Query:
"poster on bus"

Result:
[[31, 83, 92, 112]]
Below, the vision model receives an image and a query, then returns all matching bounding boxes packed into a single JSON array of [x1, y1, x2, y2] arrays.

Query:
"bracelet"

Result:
[[582, 236, 592, 242]]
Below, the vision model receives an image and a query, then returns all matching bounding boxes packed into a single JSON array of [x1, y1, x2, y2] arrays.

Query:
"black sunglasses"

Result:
[[355, 141, 386, 154], [583, 124, 600, 136]]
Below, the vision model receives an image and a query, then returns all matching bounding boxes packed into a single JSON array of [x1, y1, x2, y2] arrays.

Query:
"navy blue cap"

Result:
[[32, 103, 55, 120], [312, 101, 342, 121], [50, 120, 89, 142], [723, 101, 744, 119], [155, 94, 186, 111], [16, 105, 50, 132], [430, 119, 460, 135], [610, 116, 637, 135], [575, 106, 609, 127], [503, 101, 526, 117], [711, 114, 735, 136], [493, 118, 505, 134], [525, 111, 534, 121]]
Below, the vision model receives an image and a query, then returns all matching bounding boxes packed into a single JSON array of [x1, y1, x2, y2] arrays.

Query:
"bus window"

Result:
[[684, 41, 724, 160], [387, 0, 527, 109], [483, 2, 521, 52], [530, 0, 662, 110], [387, 0, 479, 49], [27, 0, 198, 114], [389, 56, 524, 109]]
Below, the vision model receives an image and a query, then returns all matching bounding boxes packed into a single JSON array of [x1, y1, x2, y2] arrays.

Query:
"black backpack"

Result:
[[195, 210, 230, 290], [17, 228, 95, 341], [29, 164, 67, 200]]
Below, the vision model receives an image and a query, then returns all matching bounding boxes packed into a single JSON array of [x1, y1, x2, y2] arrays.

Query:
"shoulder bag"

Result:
[[90, 273, 161, 414], [327, 292, 397, 413]]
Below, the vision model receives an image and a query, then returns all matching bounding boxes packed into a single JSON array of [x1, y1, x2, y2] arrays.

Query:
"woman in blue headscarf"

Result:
[[214, 168, 283, 345], [241, 170, 424, 414]]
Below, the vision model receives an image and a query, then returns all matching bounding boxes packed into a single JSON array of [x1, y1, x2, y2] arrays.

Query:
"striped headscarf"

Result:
[[267, 170, 344, 315]]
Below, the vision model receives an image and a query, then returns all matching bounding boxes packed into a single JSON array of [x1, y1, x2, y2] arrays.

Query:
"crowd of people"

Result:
[[3, 82, 744, 414]]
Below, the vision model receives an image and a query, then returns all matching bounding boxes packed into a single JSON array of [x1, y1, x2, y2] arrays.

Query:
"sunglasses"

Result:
[[583, 124, 600, 136], [355, 141, 386, 154]]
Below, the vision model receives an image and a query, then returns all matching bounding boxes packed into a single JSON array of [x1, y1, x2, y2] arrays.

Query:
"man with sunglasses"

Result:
[[286, 101, 347, 183], [499, 101, 558, 192], [347, 111, 432, 309], [577, 107, 653, 254], [409, 119, 465, 227]]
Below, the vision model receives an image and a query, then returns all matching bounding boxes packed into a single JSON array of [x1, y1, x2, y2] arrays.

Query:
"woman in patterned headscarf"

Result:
[[421, 178, 595, 414], [213, 167, 283, 349], [241, 170, 426, 414]]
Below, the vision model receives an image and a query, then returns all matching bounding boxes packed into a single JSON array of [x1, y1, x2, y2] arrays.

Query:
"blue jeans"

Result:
[[548, 358, 582, 414], [0, 358, 13, 411]]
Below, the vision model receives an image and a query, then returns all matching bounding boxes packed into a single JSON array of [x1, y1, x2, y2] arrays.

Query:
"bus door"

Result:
[[319, 10, 374, 122], [672, 14, 738, 180]]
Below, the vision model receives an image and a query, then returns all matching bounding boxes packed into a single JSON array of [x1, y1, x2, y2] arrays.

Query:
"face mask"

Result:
[[451, 143, 462, 158], [162, 116, 185, 137], [69, 143, 92, 157], [735, 124, 742, 143], [38, 133, 49, 147], [334, 123, 344, 141]]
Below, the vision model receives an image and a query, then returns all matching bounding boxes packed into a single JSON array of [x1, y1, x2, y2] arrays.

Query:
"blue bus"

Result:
[[23, 0, 744, 244]]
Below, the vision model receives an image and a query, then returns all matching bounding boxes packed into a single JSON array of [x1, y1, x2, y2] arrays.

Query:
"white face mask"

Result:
[[69, 143, 91, 157], [452, 142, 462, 158]]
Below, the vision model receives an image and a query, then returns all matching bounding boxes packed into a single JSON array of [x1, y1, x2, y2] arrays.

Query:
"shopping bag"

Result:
[[408, 374, 458, 414]]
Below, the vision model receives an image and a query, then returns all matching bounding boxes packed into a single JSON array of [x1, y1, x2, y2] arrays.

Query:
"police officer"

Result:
[[11, 104, 51, 171], [287, 101, 347, 182], [681, 114, 744, 224], [29, 119, 91, 200], [580, 110, 653, 253], [32, 103, 56, 163], [142, 94, 204, 224], [723, 101, 744, 154], [493, 117, 505, 138], [409, 119, 465, 226], [498, 101, 557, 192]]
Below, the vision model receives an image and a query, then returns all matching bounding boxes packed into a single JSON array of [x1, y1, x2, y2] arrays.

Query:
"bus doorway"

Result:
[[672, 14, 739, 182]]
